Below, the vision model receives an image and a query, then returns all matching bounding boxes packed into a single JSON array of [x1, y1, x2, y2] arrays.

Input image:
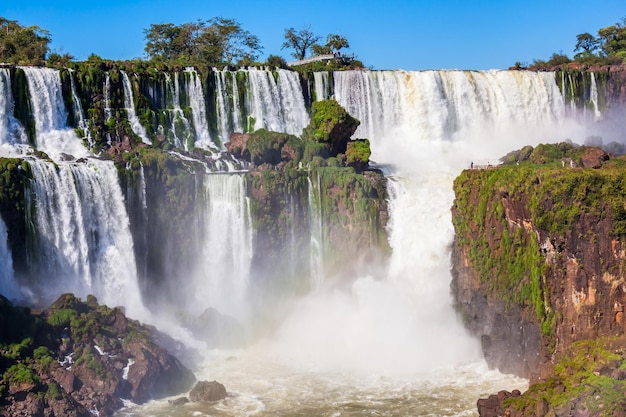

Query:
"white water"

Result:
[[27, 159, 145, 317], [185, 68, 216, 150], [164, 72, 193, 149], [307, 173, 325, 289], [0, 68, 27, 146], [188, 173, 253, 320], [0, 215, 20, 301], [313, 71, 331, 101], [121, 71, 151, 145], [245, 68, 309, 135], [116, 70, 593, 417], [20, 67, 89, 159], [68, 69, 93, 148]]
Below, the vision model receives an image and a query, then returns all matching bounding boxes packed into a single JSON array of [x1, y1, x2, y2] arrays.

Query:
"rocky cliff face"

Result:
[[451, 146, 626, 415], [452, 150, 626, 379], [0, 293, 195, 417]]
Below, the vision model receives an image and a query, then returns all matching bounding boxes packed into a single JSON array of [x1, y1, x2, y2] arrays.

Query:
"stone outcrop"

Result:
[[0, 293, 195, 416], [189, 380, 228, 402], [451, 147, 626, 415]]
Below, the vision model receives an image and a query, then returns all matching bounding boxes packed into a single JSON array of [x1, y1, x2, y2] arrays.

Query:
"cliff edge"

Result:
[[451, 143, 626, 416]]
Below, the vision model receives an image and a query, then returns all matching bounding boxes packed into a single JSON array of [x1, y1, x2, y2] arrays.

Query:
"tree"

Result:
[[597, 18, 626, 58], [325, 34, 349, 52], [0, 17, 51, 65], [281, 26, 320, 60], [144, 18, 262, 65], [574, 32, 600, 59]]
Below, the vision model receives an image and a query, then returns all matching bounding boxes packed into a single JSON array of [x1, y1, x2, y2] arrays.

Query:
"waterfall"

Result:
[[163, 72, 192, 149], [185, 68, 216, 150], [0, 68, 27, 146], [245, 68, 309, 135], [313, 71, 331, 101], [27, 159, 144, 316], [307, 173, 325, 289], [268, 69, 580, 376], [68, 69, 93, 148], [589, 72, 602, 121], [20, 67, 89, 159], [0, 215, 20, 301], [121, 71, 151, 145], [332, 70, 567, 150], [230, 71, 243, 133], [191, 173, 253, 319], [104, 72, 112, 121], [215, 69, 231, 144]]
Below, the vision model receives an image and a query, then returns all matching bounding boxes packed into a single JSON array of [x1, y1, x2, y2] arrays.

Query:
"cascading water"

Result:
[[313, 71, 331, 101], [245, 68, 309, 135], [589, 72, 602, 121], [0, 215, 20, 301], [185, 67, 216, 150], [307, 172, 325, 289], [68, 69, 93, 148], [0, 68, 27, 146], [20, 67, 89, 159], [188, 173, 253, 320], [163, 72, 193, 149], [27, 159, 144, 317], [121, 71, 151, 145], [116, 70, 597, 416]]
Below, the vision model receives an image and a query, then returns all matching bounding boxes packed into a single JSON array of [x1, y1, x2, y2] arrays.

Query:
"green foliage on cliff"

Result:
[[247, 129, 302, 166], [302, 99, 360, 145], [454, 146, 626, 339], [504, 337, 626, 416]]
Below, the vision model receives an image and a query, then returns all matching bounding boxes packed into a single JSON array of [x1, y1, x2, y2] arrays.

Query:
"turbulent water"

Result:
[[0, 67, 609, 416], [113, 69, 603, 416]]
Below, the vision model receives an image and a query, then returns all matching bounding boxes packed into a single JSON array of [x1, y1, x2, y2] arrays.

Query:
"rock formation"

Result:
[[451, 144, 626, 415], [0, 294, 195, 416]]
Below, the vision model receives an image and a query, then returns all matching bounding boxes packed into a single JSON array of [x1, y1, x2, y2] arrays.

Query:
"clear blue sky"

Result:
[[2, 1, 624, 70]]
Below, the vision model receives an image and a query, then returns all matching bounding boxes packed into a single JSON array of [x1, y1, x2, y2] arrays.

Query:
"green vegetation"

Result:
[[504, 338, 626, 416], [0, 18, 50, 65], [453, 143, 626, 338], [143, 18, 262, 66], [301, 99, 360, 156], [524, 16, 626, 69]]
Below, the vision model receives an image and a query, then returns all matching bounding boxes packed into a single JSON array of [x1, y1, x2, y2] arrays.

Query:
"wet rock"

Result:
[[189, 380, 228, 402]]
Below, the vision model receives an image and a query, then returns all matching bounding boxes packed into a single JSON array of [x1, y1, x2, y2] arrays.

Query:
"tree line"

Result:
[[0, 16, 356, 69], [519, 17, 626, 70]]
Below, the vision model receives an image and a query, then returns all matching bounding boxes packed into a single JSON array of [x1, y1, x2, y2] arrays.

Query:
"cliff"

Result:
[[0, 293, 195, 417], [451, 144, 626, 416]]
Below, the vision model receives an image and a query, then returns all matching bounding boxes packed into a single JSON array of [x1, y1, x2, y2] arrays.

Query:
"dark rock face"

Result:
[[0, 293, 196, 417], [189, 380, 228, 402]]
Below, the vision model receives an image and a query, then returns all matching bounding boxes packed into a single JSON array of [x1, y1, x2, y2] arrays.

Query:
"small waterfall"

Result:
[[27, 159, 144, 316], [245, 68, 309, 135], [164, 72, 192, 149], [230, 71, 243, 133], [0, 68, 27, 146], [185, 68, 216, 150], [121, 71, 151, 145], [20, 67, 89, 159], [307, 173, 325, 289], [589, 73, 602, 120], [68, 69, 93, 148], [313, 71, 331, 101], [0, 215, 20, 301], [191, 173, 253, 319], [104, 72, 113, 121], [214, 69, 231, 145]]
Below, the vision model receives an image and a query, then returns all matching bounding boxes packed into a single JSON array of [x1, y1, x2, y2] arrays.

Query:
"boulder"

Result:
[[189, 380, 228, 402], [580, 147, 610, 168]]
